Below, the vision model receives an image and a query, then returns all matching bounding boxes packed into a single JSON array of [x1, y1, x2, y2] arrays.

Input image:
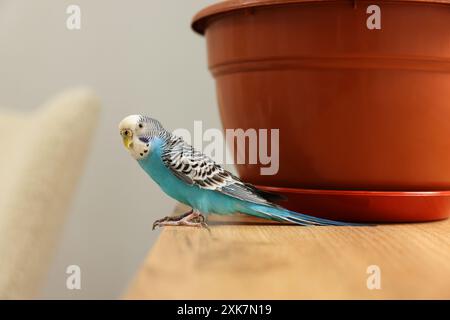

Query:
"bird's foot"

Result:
[[152, 209, 193, 229], [152, 210, 209, 230]]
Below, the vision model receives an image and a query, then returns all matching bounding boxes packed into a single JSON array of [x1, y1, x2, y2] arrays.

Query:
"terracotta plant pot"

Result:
[[193, 0, 450, 221]]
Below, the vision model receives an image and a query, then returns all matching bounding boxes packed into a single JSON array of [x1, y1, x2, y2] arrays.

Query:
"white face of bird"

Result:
[[119, 115, 150, 160]]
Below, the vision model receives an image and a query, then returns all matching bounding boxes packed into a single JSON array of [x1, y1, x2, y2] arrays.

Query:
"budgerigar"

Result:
[[119, 115, 359, 229]]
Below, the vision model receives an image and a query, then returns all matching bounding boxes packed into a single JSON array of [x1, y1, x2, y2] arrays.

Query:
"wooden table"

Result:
[[125, 204, 450, 299]]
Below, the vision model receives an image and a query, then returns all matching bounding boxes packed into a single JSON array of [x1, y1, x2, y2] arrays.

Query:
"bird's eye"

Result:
[[138, 123, 143, 129], [122, 129, 132, 137]]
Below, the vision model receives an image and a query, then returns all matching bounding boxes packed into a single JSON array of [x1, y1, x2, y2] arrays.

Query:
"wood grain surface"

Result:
[[125, 204, 450, 299]]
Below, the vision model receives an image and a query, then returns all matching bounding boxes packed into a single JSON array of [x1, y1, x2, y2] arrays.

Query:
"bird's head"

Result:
[[119, 115, 164, 160]]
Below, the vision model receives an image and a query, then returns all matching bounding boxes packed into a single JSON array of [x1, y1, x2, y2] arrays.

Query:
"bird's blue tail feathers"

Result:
[[243, 203, 364, 226]]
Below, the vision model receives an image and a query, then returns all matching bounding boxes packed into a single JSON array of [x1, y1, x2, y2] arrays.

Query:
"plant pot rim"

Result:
[[258, 185, 450, 196], [192, 0, 450, 35]]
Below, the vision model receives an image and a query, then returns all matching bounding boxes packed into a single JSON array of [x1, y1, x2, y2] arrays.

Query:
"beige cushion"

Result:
[[0, 88, 100, 299]]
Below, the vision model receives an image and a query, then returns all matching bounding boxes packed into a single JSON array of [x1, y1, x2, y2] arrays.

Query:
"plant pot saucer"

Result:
[[257, 185, 450, 223]]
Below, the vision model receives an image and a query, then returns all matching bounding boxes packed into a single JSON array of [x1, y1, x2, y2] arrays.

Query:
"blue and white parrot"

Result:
[[119, 115, 359, 229]]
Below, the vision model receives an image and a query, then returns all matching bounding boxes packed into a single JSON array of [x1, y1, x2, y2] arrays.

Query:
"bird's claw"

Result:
[[152, 210, 193, 230], [195, 215, 210, 231], [152, 211, 209, 231], [152, 217, 168, 230]]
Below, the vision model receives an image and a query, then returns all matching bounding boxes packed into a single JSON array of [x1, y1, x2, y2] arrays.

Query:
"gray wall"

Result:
[[0, 0, 220, 299]]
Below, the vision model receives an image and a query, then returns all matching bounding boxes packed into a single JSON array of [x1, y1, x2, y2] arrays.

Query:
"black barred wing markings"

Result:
[[160, 135, 275, 207], [161, 136, 234, 189]]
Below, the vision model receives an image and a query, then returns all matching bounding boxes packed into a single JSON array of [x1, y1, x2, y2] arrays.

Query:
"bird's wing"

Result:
[[160, 136, 279, 206]]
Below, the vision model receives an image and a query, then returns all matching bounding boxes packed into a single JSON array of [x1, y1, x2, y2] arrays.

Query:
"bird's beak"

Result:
[[122, 136, 133, 149], [122, 136, 134, 149]]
